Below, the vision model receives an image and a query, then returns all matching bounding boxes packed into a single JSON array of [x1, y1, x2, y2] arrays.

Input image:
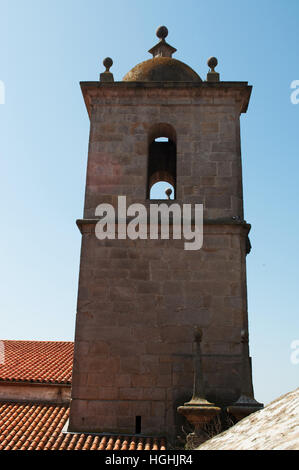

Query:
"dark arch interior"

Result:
[[147, 124, 177, 199]]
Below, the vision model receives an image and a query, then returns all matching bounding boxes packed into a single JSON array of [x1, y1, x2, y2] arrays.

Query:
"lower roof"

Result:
[[0, 401, 166, 451], [197, 388, 299, 450], [0, 340, 73, 385]]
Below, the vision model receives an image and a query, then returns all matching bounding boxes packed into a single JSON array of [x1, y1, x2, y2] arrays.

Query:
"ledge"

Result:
[[76, 217, 251, 233], [80, 80, 250, 89], [80, 80, 252, 116]]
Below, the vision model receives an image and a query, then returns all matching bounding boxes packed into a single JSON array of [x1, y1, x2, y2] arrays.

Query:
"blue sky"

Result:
[[0, 0, 298, 405]]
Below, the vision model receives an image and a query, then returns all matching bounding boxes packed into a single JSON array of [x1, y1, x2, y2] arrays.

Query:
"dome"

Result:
[[123, 57, 202, 82]]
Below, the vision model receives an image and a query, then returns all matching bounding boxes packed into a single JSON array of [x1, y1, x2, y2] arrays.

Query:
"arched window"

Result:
[[147, 123, 177, 199], [150, 181, 175, 200]]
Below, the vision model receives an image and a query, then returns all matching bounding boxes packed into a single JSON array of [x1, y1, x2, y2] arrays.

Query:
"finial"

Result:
[[207, 57, 218, 72], [148, 26, 177, 58], [177, 326, 221, 447], [156, 25, 168, 40], [100, 57, 114, 82], [165, 187, 172, 200], [103, 57, 113, 72], [227, 328, 263, 420], [206, 56, 220, 82]]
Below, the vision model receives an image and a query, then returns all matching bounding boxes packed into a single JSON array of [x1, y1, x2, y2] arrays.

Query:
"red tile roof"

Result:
[[0, 340, 73, 384], [0, 402, 167, 450]]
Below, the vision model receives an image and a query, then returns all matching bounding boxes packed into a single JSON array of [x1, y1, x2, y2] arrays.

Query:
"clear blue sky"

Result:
[[0, 0, 298, 405]]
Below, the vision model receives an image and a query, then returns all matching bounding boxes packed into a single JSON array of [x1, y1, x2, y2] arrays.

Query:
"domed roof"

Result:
[[122, 26, 202, 83], [123, 57, 201, 82]]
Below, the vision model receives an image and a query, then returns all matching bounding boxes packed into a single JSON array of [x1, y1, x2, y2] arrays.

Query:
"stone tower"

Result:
[[69, 27, 259, 441]]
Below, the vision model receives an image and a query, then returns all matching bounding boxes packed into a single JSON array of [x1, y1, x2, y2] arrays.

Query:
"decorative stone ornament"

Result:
[[100, 57, 114, 82], [177, 328, 221, 447], [206, 56, 220, 82], [123, 26, 201, 82], [156, 25, 168, 40], [148, 25, 177, 58], [227, 330, 263, 421]]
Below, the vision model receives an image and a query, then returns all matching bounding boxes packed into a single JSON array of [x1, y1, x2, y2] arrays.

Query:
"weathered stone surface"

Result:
[[197, 388, 299, 450], [80, 85, 249, 220], [69, 79, 254, 441], [70, 224, 251, 436]]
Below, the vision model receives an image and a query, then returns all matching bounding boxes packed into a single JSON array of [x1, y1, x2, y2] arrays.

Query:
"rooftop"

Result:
[[0, 402, 166, 450], [197, 388, 299, 450], [123, 26, 202, 83], [0, 340, 73, 385], [0, 340, 167, 450], [123, 56, 202, 83]]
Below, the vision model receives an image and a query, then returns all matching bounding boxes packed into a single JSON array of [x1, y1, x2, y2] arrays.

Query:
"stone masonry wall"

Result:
[[83, 85, 245, 220], [69, 83, 252, 440], [69, 223, 249, 438]]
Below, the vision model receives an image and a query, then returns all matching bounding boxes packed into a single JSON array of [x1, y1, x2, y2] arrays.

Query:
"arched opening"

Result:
[[150, 181, 175, 200], [147, 123, 177, 199]]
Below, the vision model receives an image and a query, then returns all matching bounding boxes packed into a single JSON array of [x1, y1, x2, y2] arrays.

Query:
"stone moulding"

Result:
[[80, 81, 252, 117], [76, 217, 251, 234]]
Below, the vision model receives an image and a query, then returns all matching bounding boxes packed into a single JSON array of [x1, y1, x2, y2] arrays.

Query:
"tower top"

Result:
[[123, 26, 201, 82]]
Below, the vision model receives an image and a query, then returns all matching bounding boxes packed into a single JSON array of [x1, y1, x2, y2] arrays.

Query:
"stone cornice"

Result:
[[76, 217, 251, 235], [80, 81, 252, 117]]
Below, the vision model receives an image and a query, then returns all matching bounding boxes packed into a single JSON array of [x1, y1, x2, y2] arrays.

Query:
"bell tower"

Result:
[[69, 26, 261, 441]]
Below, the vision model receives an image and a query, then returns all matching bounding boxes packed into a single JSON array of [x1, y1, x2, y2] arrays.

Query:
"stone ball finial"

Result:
[[165, 187, 172, 199], [103, 57, 113, 72], [156, 25, 168, 40], [207, 56, 218, 72]]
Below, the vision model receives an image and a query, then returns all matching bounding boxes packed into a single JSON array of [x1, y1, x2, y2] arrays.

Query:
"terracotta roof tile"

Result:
[[0, 402, 166, 450], [0, 340, 73, 384]]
